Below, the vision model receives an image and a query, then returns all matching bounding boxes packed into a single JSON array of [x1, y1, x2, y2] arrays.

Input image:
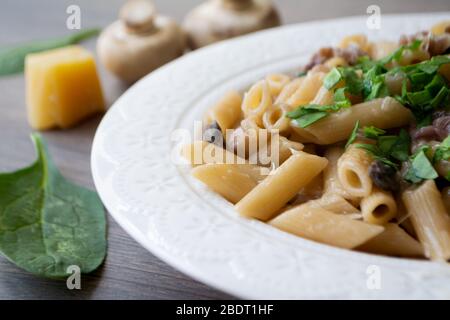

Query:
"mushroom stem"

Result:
[[120, 0, 157, 34]]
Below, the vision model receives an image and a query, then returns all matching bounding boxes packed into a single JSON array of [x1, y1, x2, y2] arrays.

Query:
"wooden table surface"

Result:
[[0, 0, 448, 300]]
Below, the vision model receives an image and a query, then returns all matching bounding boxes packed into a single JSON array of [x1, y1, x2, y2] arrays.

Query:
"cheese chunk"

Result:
[[26, 45, 105, 130]]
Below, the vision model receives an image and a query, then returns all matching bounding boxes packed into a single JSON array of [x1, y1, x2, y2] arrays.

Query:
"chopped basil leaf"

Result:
[[405, 150, 438, 182], [293, 112, 328, 128], [378, 135, 398, 154], [342, 68, 364, 95], [410, 72, 433, 86], [323, 68, 342, 90], [418, 63, 439, 74], [390, 129, 411, 161], [287, 104, 341, 128], [407, 90, 432, 106], [430, 86, 449, 109], [363, 126, 386, 139], [416, 113, 432, 128], [353, 126, 410, 169], [345, 120, 360, 149], [334, 88, 351, 108], [425, 74, 446, 94], [434, 135, 450, 162], [354, 143, 380, 156]]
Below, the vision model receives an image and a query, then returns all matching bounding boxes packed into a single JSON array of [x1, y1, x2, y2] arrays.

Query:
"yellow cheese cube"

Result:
[[26, 45, 105, 130]]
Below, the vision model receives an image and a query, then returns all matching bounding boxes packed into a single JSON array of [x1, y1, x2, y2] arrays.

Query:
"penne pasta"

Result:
[[235, 151, 328, 221], [324, 56, 348, 68], [290, 97, 413, 144], [357, 223, 423, 257], [305, 193, 360, 215], [430, 20, 450, 35], [360, 187, 397, 225], [368, 41, 398, 60], [277, 136, 304, 164], [338, 34, 370, 52], [337, 144, 373, 198], [208, 91, 243, 131], [402, 180, 450, 261], [262, 103, 292, 134], [442, 187, 450, 214], [323, 146, 360, 202], [275, 77, 304, 106], [241, 80, 272, 122], [310, 86, 334, 105], [286, 71, 326, 107], [265, 73, 291, 98], [181, 141, 246, 166], [269, 204, 383, 249], [192, 163, 265, 204]]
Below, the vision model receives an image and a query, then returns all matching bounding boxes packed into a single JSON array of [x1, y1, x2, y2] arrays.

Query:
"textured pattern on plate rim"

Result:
[[92, 14, 450, 299]]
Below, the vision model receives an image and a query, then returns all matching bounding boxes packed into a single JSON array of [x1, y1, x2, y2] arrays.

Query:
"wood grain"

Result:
[[0, 0, 448, 300]]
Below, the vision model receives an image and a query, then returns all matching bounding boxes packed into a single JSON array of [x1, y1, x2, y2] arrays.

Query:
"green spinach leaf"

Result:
[[0, 28, 100, 76], [0, 134, 106, 278]]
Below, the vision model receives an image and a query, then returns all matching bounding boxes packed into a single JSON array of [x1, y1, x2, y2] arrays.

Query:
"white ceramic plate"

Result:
[[92, 13, 450, 299]]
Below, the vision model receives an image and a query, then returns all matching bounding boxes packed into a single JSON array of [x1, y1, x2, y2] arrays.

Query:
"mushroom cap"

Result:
[[97, 15, 186, 83], [183, 0, 281, 49]]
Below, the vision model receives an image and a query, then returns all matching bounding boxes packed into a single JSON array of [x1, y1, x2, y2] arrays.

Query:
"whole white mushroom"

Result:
[[97, 0, 186, 83], [183, 0, 281, 49]]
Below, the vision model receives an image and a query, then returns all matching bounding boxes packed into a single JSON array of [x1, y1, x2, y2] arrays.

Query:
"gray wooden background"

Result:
[[0, 0, 448, 300]]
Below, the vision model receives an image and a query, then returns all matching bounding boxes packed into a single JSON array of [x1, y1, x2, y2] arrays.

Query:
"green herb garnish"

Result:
[[363, 126, 386, 139], [404, 149, 439, 183], [0, 134, 106, 278], [434, 136, 450, 163], [352, 126, 410, 168], [0, 28, 100, 75], [334, 88, 352, 108], [345, 120, 360, 149], [323, 68, 342, 90], [286, 104, 340, 128]]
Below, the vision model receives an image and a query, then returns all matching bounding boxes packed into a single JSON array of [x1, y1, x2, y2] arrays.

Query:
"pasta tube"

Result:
[[192, 163, 265, 204], [360, 187, 397, 225], [323, 146, 360, 202], [269, 204, 383, 249], [290, 97, 412, 144], [181, 141, 246, 166], [337, 144, 373, 198], [306, 193, 360, 215], [357, 223, 423, 257], [442, 187, 450, 213], [208, 91, 242, 131], [262, 103, 292, 134], [241, 80, 272, 121], [402, 180, 450, 261], [338, 34, 370, 52], [235, 151, 328, 221], [310, 86, 334, 105], [286, 71, 326, 107], [265, 73, 291, 98], [275, 77, 304, 106]]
